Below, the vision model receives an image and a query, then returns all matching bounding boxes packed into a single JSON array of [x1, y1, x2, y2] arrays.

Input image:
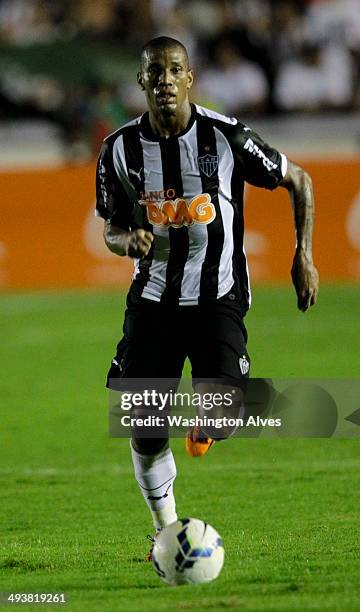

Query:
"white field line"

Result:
[[0, 462, 277, 477], [0, 291, 119, 315], [0, 458, 358, 478], [0, 465, 133, 477]]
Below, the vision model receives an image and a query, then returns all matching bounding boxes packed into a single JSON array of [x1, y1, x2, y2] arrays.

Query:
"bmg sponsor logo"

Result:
[[140, 193, 216, 228]]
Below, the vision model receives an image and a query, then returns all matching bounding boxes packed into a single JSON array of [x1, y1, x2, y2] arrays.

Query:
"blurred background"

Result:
[[2, 7, 360, 607], [1, 0, 360, 290]]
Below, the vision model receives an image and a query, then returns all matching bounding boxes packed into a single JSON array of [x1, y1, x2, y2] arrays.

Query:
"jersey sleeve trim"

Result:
[[280, 153, 288, 178], [195, 104, 238, 126], [95, 136, 135, 230]]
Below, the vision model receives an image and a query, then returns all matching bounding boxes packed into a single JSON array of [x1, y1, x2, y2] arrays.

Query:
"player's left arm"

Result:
[[279, 160, 319, 312], [230, 122, 319, 311]]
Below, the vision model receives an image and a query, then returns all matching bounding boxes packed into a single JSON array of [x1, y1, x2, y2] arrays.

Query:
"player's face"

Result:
[[138, 46, 193, 117]]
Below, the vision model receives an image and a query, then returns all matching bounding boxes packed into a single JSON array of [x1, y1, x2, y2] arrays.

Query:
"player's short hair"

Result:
[[141, 36, 189, 69]]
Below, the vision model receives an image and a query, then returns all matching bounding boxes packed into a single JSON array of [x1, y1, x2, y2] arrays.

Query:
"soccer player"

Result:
[[96, 37, 319, 552]]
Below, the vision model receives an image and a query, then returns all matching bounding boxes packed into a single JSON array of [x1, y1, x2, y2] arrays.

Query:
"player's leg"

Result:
[[107, 297, 186, 534], [130, 436, 177, 531], [186, 294, 250, 455]]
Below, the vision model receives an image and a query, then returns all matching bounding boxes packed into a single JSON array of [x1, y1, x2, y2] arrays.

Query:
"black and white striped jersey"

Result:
[[96, 103, 287, 310]]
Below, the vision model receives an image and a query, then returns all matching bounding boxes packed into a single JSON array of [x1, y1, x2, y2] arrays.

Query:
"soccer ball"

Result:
[[152, 518, 224, 586]]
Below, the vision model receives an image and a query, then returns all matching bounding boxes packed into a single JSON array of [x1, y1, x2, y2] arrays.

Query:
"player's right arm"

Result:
[[96, 140, 153, 259], [103, 222, 153, 258]]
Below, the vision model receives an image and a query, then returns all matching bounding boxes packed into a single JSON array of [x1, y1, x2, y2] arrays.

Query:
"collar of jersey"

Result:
[[140, 103, 197, 142]]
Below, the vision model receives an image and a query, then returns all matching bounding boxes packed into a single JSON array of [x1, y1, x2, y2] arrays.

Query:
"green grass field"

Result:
[[1, 285, 359, 611]]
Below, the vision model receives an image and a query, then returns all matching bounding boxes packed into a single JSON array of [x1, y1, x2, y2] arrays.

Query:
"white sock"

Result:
[[130, 442, 178, 530]]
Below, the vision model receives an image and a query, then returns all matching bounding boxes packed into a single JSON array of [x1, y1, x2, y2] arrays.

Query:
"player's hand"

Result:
[[125, 229, 154, 258], [291, 249, 319, 312]]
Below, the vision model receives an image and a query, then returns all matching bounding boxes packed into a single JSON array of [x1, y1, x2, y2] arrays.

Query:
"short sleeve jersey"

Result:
[[96, 104, 287, 310]]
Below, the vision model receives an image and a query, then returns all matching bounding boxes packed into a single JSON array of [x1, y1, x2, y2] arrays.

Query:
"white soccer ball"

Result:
[[152, 518, 224, 586]]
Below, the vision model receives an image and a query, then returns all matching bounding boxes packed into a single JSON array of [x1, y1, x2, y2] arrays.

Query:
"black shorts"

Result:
[[107, 291, 250, 387]]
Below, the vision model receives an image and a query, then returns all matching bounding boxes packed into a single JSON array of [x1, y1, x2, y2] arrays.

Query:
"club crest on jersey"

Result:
[[198, 154, 219, 178], [140, 193, 216, 228]]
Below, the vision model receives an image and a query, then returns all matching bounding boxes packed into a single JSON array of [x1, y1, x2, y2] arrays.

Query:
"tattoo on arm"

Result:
[[282, 162, 314, 262]]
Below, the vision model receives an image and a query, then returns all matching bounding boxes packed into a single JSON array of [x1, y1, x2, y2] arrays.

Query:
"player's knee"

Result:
[[204, 424, 240, 441], [132, 436, 169, 455]]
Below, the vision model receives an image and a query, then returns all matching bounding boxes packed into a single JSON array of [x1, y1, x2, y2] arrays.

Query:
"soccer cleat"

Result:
[[185, 426, 215, 457]]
